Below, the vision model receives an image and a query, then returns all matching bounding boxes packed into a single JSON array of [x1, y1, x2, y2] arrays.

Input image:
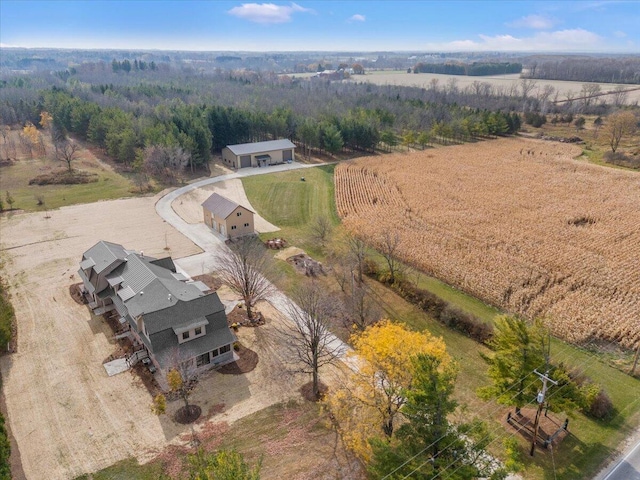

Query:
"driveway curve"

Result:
[[155, 162, 357, 369]]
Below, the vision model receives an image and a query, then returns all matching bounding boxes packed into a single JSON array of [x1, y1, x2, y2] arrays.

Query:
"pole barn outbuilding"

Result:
[[222, 139, 296, 169], [202, 193, 255, 239]]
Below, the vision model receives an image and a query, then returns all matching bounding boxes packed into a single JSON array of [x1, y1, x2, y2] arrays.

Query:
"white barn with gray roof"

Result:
[[222, 139, 296, 169], [78, 241, 236, 374]]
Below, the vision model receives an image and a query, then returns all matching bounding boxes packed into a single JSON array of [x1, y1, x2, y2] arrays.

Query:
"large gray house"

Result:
[[78, 241, 236, 373]]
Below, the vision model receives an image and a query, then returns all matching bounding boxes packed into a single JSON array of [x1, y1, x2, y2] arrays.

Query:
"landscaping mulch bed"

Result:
[[226, 304, 265, 327], [174, 404, 202, 424], [69, 283, 86, 305], [300, 381, 329, 402], [217, 344, 259, 375], [28, 169, 98, 185]]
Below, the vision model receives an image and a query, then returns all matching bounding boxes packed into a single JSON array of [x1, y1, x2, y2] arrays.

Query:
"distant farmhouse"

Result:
[[222, 139, 296, 169], [78, 241, 236, 373], [202, 193, 255, 239]]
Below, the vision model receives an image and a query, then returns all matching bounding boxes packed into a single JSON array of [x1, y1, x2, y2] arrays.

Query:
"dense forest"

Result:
[[1, 54, 632, 172], [413, 62, 522, 76]]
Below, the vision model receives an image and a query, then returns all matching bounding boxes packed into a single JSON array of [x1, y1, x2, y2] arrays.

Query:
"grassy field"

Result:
[[241, 163, 640, 480], [0, 131, 136, 212], [242, 164, 339, 258]]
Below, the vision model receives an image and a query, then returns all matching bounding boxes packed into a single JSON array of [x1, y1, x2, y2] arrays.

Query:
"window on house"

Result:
[[182, 331, 190, 340], [211, 348, 220, 358], [220, 344, 231, 354], [244, 223, 249, 227], [231, 225, 237, 230], [237, 212, 242, 216], [196, 352, 210, 367], [195, 327, 202, 336]]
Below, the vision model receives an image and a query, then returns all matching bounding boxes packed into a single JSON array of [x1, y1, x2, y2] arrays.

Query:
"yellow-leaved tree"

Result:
[[325, 319, 449, 462]]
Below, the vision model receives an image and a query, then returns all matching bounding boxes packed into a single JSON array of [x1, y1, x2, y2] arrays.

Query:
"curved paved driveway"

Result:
[[155, 161, 355, 367]]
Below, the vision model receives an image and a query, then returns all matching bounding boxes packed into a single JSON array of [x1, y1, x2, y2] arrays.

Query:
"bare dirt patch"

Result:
[[217, 344, 259, 375]]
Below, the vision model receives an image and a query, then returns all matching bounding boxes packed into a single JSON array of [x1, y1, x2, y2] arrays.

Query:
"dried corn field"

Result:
[[335, 138, 640, 348]]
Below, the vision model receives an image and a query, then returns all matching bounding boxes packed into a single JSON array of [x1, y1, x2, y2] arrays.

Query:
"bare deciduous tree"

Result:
[[378, 231, 404, 284], [347, 235, 368, 284], [343, 280, 381, 331], [142, 145, 191, 183], [309, 215, 333, 250], [612, 85, 629, 108], [215, 237, 275, 323], [55, 139, 79, 172], [280, 283, 343, 399]]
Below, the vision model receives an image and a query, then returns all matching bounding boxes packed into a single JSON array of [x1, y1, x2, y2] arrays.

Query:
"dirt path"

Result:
[[171, 178, 280, 233]]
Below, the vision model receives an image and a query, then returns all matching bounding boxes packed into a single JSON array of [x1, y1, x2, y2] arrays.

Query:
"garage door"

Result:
[[240, 155, 251, 168], [283, 149, 292, 161]]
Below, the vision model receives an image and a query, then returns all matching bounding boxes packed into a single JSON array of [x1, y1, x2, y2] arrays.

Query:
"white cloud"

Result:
[[424, 29, 603, 52], [228, 2, 312, 24], [507, 14, 556, 30], [348, 14, 366, 22], [613, 30, 627, 38], [0, 42, 19, 48]]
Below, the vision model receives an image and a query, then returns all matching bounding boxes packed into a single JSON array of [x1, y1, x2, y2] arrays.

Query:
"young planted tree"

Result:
[[478, 316, 548, 414], [343, 280, 381, 331], [325, 320, 448, 461], [308, 215, 333, 251], [280, 283, 343, 400], [215, 237, 275, 323]]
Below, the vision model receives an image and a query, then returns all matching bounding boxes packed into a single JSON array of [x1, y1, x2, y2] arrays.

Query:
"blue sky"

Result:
[[1, 1, 638, 52]]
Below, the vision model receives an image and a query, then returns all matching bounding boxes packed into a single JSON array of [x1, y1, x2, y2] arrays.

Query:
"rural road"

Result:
[[593, 430, 640, 480], [155, 161, 357, 370]]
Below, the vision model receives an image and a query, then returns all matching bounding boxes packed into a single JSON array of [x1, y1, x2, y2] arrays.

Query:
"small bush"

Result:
[[524, 112, 547, 128], [588, 389, 614, 419], [604, 151, 640, 169]]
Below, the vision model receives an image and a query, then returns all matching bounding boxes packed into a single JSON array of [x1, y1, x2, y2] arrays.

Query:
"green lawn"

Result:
[[0, 156, 136, 213], [242, 164, 339, 258], [242, 164, 640, 480]]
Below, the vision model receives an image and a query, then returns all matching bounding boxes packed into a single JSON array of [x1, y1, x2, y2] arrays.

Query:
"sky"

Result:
[[1, 1, 638, 53]]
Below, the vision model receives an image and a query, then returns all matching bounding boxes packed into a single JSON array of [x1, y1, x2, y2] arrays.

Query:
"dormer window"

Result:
[[182, 331, 190, 340], [236, 212, 242, 216]]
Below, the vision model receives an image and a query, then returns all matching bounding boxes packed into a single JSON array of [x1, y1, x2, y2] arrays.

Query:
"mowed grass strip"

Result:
[[242, 165, 338, 255]]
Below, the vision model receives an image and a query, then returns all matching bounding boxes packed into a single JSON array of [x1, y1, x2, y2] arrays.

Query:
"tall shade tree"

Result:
[[215, 237, 275, 323], [54, 139, 79, 172], [478, 316, 549, 414], [325, 320, 448, 461], [280, 283, 343, 399], [604, 111, 637, 153]]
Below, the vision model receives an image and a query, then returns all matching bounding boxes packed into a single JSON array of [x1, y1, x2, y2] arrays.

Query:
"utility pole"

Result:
[[530, 369, 558, 456]]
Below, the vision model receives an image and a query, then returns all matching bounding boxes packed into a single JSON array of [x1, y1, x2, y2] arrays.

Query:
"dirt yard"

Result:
[[171, 178, 280, 233], [0, 194, 307, 479]]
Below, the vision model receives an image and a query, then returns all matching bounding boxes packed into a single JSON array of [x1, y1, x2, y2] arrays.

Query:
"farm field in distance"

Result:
[[342, 71, 640, 104], [335, 137, 640, 349]]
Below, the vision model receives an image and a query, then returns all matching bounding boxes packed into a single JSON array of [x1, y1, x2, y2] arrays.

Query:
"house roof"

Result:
[[82, 240, 130, 274], [201, 193, 253, 219], [225, 139, 295, 156]]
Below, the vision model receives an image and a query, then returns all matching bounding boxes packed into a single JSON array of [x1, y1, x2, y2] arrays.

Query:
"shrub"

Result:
[[0, 279, 14, 350], [604, 151, 640, 169], [439, 305, 493, 343], [588, 389, 614, 419]]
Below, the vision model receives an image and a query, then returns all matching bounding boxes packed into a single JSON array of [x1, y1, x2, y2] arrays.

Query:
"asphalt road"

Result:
[[594, 431, 640, 480]]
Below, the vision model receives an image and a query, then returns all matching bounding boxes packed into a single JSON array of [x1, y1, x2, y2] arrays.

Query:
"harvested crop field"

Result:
[[335, 138, 640, 348]]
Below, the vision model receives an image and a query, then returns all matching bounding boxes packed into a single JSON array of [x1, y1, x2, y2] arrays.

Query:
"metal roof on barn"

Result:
[[226, 139, 295, 156]]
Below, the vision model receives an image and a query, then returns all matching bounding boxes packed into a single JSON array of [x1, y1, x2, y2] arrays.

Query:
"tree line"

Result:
[[524, 57, 640, 84], [0, 69, 526, 172], [413, 62, 522, 76]]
